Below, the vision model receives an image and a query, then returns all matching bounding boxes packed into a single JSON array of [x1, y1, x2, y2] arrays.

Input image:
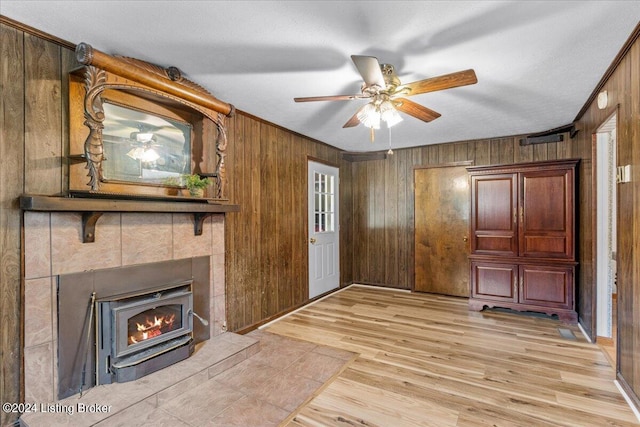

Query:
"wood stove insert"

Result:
[[57, 257, 211, 399], [96, 281, 198, 384]]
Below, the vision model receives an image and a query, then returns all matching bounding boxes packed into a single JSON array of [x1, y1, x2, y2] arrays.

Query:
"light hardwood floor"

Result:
[[264, 285, 637, 427], [598, 294, 618, 367]]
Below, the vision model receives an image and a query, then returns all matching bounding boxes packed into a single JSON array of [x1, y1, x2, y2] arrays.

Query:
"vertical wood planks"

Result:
[[225, 113, 343, 331], [276, 128, 293, 312], [248, 115, 263, 325], [292, 135, 306, 301], [260, 124, 277, 318], [24, 33, 63, 195], [384, 153, 398, 286], [613, 35, 640, 396], [339, 155, 353, 287], [0, 23, 25, 427]]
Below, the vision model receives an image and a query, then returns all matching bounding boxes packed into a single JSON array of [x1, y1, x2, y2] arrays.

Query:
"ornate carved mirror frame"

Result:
[[69, 42, 235, 200]]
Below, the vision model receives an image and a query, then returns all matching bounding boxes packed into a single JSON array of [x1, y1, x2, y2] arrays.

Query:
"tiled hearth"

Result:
[[22, 212, 226, 403], [20, 330, 354, 426]]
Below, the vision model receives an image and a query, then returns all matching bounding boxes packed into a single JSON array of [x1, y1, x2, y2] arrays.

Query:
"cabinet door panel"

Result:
[[471, 174, 518, 255], [471, 262, 517, 302], [520, 169, 574, 258], [519, 264, 573, 309]]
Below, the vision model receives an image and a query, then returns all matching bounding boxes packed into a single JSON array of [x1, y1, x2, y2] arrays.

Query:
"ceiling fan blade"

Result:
[[294, 94, 362, 102], [394, 98, 441, 122], [351, 55, 386, 89], [343, 106, 364, 128], [402, 69, 477, 96]]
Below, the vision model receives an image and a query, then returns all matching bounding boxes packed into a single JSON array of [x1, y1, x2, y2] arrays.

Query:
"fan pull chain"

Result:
[[387, 127, 394, 155], [370, 127, 375, 143]]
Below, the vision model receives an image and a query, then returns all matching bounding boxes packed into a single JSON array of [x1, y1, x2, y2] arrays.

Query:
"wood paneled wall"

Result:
[[346, 133, 587, 291], [572, 26, 640, 408], [0, 20, 78, 426], [223, 112, 351, 332]]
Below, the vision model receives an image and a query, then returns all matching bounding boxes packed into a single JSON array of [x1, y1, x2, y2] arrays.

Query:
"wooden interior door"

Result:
[[414, 164, 471, 297]]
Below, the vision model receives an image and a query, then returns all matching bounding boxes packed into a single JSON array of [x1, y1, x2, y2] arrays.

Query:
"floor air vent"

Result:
[[558, 328, 577, 340]]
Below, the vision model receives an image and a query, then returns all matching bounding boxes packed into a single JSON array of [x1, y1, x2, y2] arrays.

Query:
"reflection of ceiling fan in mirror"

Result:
[[294, 55, 477, 141], [126, 126, 163, 163]]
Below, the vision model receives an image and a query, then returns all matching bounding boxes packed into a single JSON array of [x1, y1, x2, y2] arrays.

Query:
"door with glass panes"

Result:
[[308, 161, 339, 298]]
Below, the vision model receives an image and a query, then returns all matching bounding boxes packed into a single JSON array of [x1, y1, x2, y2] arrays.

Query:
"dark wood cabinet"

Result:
[[468, 160, 578, 322], [470, 261, 518, 302]]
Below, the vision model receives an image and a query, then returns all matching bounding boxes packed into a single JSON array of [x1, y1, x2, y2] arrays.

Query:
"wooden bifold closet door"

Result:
[[414, 164, 471, 297]]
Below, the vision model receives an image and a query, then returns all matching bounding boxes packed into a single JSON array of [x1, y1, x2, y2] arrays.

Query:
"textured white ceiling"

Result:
[[2, 1, 639, 152]]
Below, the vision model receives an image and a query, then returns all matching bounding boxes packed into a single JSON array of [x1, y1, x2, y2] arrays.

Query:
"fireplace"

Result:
[[56, 257, 211, 399], [96, 281, 197, 384]]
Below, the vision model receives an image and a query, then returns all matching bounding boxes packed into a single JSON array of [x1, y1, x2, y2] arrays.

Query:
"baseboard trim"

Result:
[[258, 284, 356, 331], [350, 283, 411, 293], [615, 376, 640, 423], [577, 321, 592, 343], [597, 336, 615, 346]]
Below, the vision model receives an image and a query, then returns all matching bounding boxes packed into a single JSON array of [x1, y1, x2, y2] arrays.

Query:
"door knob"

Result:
[[310, 237, 316, 244], [463, 236, 468, 242]]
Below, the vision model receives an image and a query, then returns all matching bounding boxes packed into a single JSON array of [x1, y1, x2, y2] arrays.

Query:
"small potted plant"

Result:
[[182, 174, 212, 198]]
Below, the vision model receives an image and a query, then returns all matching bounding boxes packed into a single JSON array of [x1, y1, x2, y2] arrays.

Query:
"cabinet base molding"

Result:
[[469, 298, 578, 323]]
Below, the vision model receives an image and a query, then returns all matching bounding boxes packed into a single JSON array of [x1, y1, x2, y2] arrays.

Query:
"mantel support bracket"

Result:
[[82, 212, 103, 243], [193, 213, 214, 236], [83, 212, 215, 242]]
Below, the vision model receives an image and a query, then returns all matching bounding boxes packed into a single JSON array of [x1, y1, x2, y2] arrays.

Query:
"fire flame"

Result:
[[129, 313, 176, 344]]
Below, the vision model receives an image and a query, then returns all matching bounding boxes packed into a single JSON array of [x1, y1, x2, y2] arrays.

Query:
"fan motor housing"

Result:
[[380, 64, 401, 89]]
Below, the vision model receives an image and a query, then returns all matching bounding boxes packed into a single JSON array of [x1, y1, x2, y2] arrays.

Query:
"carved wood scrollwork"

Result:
[[214, 113, 228, 199], [70, 42, 235, 199], [82, 66, 107, 190]]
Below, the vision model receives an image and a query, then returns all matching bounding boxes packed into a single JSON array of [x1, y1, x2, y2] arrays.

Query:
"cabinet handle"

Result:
[[513, 208, 517, 224], [520, 276, 523, 288], [519, 206, 524, 223], [513, 276, 517, 296]]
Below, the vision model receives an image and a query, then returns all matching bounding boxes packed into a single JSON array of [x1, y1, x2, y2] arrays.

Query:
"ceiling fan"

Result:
[[294, 55, 477, 140]]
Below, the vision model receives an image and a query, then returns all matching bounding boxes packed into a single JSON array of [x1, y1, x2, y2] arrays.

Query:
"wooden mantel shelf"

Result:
[[20, 195, 240, 243]]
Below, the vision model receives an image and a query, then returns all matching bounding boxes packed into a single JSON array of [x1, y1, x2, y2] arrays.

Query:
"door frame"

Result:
[[412, 161, 473, 292], [592, 111, 618, 346], [307, 158, 340, 299]]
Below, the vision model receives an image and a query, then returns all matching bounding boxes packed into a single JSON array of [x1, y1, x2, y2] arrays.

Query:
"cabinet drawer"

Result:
[[471, 262, 517, 302]]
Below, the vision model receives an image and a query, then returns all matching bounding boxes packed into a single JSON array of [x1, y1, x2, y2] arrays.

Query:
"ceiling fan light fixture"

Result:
[[357, 102, 381, 129], [140, 147, 160, 162], [130, 131, 156, 143], [379, 100, 403, 128], [137, 132, 154, 143], [127, 146, 160, 163]]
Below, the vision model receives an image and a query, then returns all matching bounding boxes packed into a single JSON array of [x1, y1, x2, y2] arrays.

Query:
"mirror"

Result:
[[68, 45, 235, 200], [102, 102, 192, 185]]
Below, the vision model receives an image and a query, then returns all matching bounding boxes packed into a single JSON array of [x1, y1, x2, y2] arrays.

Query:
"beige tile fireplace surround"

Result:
[[22, 211, 227, 405]]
